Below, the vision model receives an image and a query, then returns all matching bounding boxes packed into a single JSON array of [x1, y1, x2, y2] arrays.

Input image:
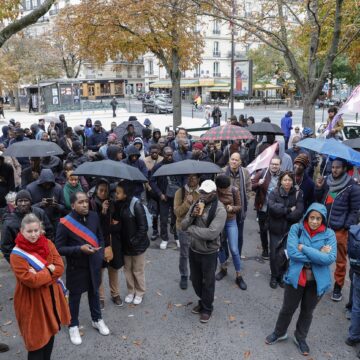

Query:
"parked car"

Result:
[[137, 93, 145, 101], [155, 94, 172, 103], [142, 98, 173, 114], [317, 121, 360, 140]]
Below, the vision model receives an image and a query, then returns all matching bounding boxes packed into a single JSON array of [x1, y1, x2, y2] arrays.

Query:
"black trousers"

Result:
[[28, 336, 54, 360], [274, 281, 320, 340], [189, 249, 217, 315], [159, 197, 176, 241], [269, 232, 281, 278], [68, 280, 101, 327], [257, 210, 268, 252]]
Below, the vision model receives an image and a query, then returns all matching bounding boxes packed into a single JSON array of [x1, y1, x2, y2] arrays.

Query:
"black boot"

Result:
[[215, 268, 227, 281], [0, 343, 9, 353], [236, 276, 247, 290]]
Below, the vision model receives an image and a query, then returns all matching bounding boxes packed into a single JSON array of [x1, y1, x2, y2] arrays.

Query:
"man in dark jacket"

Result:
[[87, 120, 108, 151], [149, 128, 161, 145], [211, 106, 222, 126], [55, 114, 68, 138], [67, 141, 91, 168], [173, 138, 192, 162], [59, 127, 77, 156], [252, 156, 282, 260], [41, 155, 63, 178], [286, 136, 310, 163], [8, 128, 30, 169], [0, 126, 9, 146], [315, 158, 360, 302], [0, 153, 15, 207], [293, 154, 315, 210], [110, 97, 118, 117], [150, 147, 182, 249], [26, 168, 65, 232], [1, 190, 53, 262], [55, 191, 109, 345], [205, 141, 223, 165], [181, 180, 227, 323], [121, 145, 147, 197], [122, 123, 136, 147]]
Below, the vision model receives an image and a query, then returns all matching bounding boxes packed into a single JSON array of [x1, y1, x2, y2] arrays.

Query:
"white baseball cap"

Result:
[[199, 180, 217, 193]]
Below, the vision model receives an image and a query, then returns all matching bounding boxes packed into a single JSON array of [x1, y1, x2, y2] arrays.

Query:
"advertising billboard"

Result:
[[233, 60, 253, 97]]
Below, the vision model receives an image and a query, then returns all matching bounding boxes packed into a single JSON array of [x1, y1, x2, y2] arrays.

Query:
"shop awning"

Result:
[[253, 83, 282, 90], [209, 86, 230, 92]]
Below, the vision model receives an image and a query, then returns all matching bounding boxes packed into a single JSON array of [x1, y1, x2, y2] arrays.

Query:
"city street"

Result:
[[0, 197, 354, 360]]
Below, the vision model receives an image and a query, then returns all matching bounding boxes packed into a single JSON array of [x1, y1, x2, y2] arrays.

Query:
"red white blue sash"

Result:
[[60, 215, 99, 248], [12, 246, 67, 295]]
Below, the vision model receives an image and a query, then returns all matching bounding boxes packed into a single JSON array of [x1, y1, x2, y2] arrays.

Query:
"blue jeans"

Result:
[[349, 272, 360, 340], [218, 219, 241, 272], [237, 217, 244, 256]]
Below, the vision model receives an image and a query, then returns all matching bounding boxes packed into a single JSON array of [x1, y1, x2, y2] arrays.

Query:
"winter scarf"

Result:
[[63, 181, 83, 209], [326, 173, 351, 193], [15, 232, 50, 261]]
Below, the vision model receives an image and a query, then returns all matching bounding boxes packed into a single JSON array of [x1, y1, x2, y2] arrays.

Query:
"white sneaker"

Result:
[[176, 240, 180, 248], [133, 296, 143, 305], [69, 326, 82, 345], [160, 240, 168, 250], [125, 294, 135, 303], [92, 319, 110, 336]]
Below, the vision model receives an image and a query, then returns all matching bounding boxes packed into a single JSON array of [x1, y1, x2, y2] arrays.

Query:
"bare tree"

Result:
[[0, 0, 56, 48], [195, 0, 359, 129]]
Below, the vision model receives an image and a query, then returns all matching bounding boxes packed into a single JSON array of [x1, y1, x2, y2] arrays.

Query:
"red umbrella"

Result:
[[201, 125, 254, 141]]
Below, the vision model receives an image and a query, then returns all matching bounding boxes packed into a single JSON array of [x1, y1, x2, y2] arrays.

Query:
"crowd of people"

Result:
[[0, 110, 359, 359]]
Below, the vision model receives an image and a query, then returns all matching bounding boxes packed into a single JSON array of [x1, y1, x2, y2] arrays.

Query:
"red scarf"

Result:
[[298, 220, 326, 287], [15, 232, 50, 261], [304, 220, 326, 238]]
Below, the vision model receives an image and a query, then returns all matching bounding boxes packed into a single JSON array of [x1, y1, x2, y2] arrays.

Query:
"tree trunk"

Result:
[[170, 50, 182, 129], [14, 87, 20, 112], [302, 94, 316, 129]]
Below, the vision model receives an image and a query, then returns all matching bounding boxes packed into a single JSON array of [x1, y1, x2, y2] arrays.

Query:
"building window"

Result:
[[32, 0, 38, 9], [213, 20, 221, 35], [148, 60, 154, 75], [25, 0, 32, 10], [213, 62, 220, 77], [213, 42, 220, 57]]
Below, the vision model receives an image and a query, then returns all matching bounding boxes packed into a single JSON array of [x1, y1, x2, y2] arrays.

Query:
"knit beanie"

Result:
[[15, 190, 32, 204], [294, 153, 310, 168]]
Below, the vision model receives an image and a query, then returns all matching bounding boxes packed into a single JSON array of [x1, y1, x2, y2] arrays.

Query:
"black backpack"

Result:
[[275, 227, 302, 274], [348, 225, 360, 268]]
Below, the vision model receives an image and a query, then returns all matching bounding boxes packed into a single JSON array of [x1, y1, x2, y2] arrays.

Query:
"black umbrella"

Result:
[[73, 160, 148, 182], [247, 123, 284, 135], [344, 138, 360, 149], [113, 120, 145, 139], [4, 140, 63, 157], [152, 160, 223, 177]]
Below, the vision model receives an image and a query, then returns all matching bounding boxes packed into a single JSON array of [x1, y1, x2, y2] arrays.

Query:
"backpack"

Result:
[[348, 225, 360, 268], [275, 227, 302, 274], [129, 197, 152, 228]]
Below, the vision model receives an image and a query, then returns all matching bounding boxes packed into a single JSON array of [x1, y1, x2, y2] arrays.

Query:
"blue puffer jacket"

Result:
[[280, 112, 292, 138], [285, 203, 337, 296], [315, 177, 360, 230]]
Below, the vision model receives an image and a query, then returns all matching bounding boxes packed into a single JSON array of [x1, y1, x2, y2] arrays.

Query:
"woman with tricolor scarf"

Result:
[[10, 213, 70, 360], [265, 203, 336, 356]]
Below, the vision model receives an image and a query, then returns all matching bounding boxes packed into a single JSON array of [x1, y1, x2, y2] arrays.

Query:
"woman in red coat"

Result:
[[10, 213, 70, 360]]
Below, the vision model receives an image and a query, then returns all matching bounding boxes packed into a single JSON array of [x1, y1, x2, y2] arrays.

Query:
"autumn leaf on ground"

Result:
[[244, 350, 251, 359], [161, 314, 168, 321], [2, 320, 12, 326], [167, 302, 173, 311], [121, 335, 128, 340], [133, 340, 142, 346], [156, 291, 163, 296], [229, 315, 236, 322], [79, 330, 84, 336], [174, 304, 183, 307]]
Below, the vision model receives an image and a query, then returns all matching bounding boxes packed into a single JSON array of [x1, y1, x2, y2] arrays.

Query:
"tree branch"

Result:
[[0, 0, 56, 48]]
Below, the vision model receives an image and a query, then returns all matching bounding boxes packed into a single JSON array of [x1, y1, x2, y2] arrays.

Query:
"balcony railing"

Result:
[[213, 51, 221, 57], [212, 29, 221, 35]]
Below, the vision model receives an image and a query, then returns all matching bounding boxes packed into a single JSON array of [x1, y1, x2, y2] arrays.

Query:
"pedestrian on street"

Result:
[[0, 97, 5, 118], [215, 175, 247, 290], [174, 174, 200, 290], [55, 114, 68, 139], [265, 203, 336, 356], [110, 97, 118, 117], [181, 180, 227, 323], [211, 105, 222, 126], [280, 111, 293, 150], [268, 171, 304, 289], [55, 191, 110, 345], [113, 181, 149, 305], [315, 158, 360, 301], [202, 105, 212, 127], [10, 213, 70, 360]]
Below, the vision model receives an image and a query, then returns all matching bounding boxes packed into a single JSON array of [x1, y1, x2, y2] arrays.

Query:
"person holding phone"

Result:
[[55, 191, 110, 346]]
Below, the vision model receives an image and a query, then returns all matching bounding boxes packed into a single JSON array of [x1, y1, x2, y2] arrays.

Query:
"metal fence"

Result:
[[46, 101, 127, 113]]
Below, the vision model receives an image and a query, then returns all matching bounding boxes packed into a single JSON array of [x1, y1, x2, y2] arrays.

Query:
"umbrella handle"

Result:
[[321, 157, 329, 176]]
